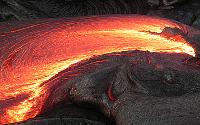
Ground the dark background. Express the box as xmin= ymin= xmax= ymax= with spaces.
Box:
xmin=0 ymin=0 xmax=200 ymax=29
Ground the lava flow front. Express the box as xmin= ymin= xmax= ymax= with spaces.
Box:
xmin=0 ymin=15 xmax=196 ymax=124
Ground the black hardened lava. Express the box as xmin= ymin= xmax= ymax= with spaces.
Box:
xmin=1 ymin=0 xmax=200 ymax=125
xmin=17 ymin=50 xmax=200 ymax=125
xmin=1 ymin=0 xmax=200 ymax=28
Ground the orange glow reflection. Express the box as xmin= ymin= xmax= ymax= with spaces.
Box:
xmin=0 ymin=15 xmax=195 ymax=124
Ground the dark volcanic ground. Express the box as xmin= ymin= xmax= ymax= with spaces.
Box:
xmin=147 ymin=0 xmax=200 ymax=29
xmin=1 ymin=0 xmax=200 ymax=125
xmin=0 ymin=0 xmax=200 ymax=29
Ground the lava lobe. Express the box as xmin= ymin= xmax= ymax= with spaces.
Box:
xmin=0 ymin=15 xmax=200 ymax=124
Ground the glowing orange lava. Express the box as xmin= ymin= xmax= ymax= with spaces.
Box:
xmin=0 ymin=15 xmax=195 ymax=124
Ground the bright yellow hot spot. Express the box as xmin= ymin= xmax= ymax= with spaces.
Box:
xmin=96 ymin=29 xmax=195 ymax=56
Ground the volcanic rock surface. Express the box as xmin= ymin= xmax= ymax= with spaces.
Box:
xmin=1 ymin=0 xmax=200 ymax=125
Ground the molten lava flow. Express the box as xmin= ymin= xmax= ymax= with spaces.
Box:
xmin=0 ymin=15 xmax=195 ymax=124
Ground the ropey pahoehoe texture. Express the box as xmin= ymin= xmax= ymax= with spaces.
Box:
xmin=1 ymin=14 xmax=200 ymax=125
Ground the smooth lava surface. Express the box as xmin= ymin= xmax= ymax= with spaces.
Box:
xmin=0 ymin=14 xmax=196 ymax=124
